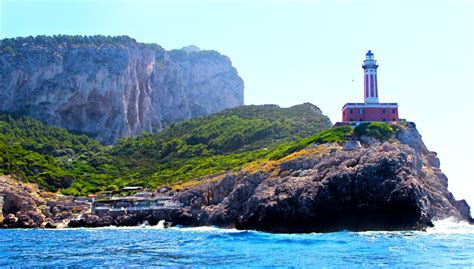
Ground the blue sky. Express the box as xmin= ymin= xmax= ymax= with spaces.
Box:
xmin=1 ymin=0 xmax=473 ymax=205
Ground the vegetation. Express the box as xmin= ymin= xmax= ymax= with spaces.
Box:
xmin=91 ymin=103 xmax=331 ymax=194
xmin=1 ymin=35 xmax=137 ymax=51
xmin=354 ymin=122 xmax=394 ymax=141
xmin=0 ymin=104 xmax=400 ymax=196
xmin=0 ymin=114 xmax=111 ymax=192
xmin=267 ymin=125 xmax=353 ymax=160
xmin=0 ymin=104 xmax=332 ymax=195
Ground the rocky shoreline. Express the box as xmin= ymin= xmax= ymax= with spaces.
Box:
xmin=1 ymin=123 xmax=472 ymax=232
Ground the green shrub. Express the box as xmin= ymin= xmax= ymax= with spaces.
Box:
xmin=267 ymin=125 xmax=353 ymax=160
xmin=0 ymin=104 xmax=332 ymax=195
xmin=354 ymin=122 xmax=394 ymax=141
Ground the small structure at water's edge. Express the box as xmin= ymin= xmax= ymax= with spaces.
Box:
xmin=92 ymin=195 xmax=182 ymax=218
xmin=339 ymin=50 xmax=399 ymax=124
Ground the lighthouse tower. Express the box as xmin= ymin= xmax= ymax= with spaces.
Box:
xmin=340 ymin=50 xmax=399 ymax=123
xmin=363 ymin=50 xmax=379 ymax=104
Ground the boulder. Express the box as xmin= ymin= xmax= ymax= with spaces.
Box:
xmin=343 ymin=140 xmax=362 ymax=151
xmin=16 ymin=213 xmax=37 ymax=228
xmin=69 ymin=214 xmax=113 ymax=228
xmin=115 ymin=215 xmax=141 ymax=226
xmin=43 ymin=218 xmax=59 ymax=229
xmin=1 ymin=214 xmax=18 ymax=227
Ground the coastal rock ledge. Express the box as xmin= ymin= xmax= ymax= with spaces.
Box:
xmin=1 ymin=122 xmax=472 ymax=232
xmin=169 ymin=122 xmax=473 ymax=232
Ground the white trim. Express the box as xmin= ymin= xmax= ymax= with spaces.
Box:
xmin=343 ymin=103 xmax=398 ymax=109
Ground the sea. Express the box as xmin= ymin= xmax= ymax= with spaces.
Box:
xmin=0 ymin=218 xmax=473 ymax=268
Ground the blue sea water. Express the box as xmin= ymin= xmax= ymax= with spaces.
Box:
xmin=0 ymin=219 xmax=473 ymax=268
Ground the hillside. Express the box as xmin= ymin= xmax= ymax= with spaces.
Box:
xmin=2 ymin=120 xmax=471 ymax=232
xmin=0 ymin=35 xmax=244 ymax=144
xmin=0 ymin=103 xmax=332 ymax=195
xmin=168 ymin=121 xmax=473 ymax=232
xmin=0 ymin=114 xmax=110 ymax=193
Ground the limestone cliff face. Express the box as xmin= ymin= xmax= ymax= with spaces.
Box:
xmin=1 ymin=36 xmax=244 ymax=144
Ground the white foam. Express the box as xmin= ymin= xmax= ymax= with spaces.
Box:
xmin=156 ymin=220 xmax=165 ymax=229
xmin=170 ymin=226 xmax=244 ymax=233
xmin=427 ymin=217 xmax=474 ymax=234
xmin=139 ymin=220 xmax=150 ymax=228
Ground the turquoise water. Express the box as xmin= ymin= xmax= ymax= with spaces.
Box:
xmin=0 ymin=219 xmax=473 ymax=267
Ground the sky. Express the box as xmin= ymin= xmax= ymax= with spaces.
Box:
xmin=1 ymin=0 xmax=473 ymax=205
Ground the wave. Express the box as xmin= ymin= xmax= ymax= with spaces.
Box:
xmin=27 ymin=217 xmax=474 ymax=235
xmin=427 ymin=217 xmax=474 ymax=234
xmin=55 ymin=221 xmax=248 ymax=233
xmin=169 ymin=225 xmax=245 ymax=233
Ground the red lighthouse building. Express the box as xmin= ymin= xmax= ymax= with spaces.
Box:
xmin=342 ymin=51 xmax=399 ymax=123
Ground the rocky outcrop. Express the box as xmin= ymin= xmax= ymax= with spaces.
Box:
xmin=1 ymin=36 xmax=244 ymax=144
xmin=0 ymin=176 xmax=48 ymax=228
xmin=68 ymin=210 xmax=176 ymax=228
xmin=2 ymin=122 xmax=471 ymax=232
xmin=0 ymin=175 xmax=90 ymax=228
xmin=171 ymin=122 xmax=473 ymax=232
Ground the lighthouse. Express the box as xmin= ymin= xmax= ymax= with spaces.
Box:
xmin=341 ymin=50 xmax=399 ymax=123
xmin=363 ymin=50 xmax=379 ymax=104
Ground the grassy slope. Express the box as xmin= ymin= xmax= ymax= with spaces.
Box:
xmin=1 ymin=103 xmax=335 ymax=195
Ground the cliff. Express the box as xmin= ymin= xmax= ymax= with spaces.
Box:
xmin=0 ymin=122 xmax=472 ymax=231
xmin=170 ymin=122 xmax=473 ymax=232
xmin=0 ymin=35 xmax=244 ymax=144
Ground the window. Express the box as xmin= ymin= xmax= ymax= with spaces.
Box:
xmin=383 ymin=118 xmax=386 ymax=121
xmin=349 ymin=109 xmax=353 ymax=114
xmin=350 ymin=118 xmax=354 ymax=122
xmin=392 ymin=109 xmax=396 ymax=114
xmin=382 ymin=109 xmax=386 ymax=114
xmin=392 ymin=118 xmax=396 ymax=121
xmin=359 ymin=118 xmax=363 ymax=121
xmin=359 ymin=109 xmax=364 ymax=114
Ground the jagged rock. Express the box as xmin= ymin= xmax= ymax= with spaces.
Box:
xmin=343 ymin=140 xmax=362 ymax=151
xmin=0 ymin=176 xmax=90 ymax=228
xmin=427 ymin=152 xmax=441 ymax=168
xmin=1 ymin=36 xmax=244 ymax=144
xmin=67 ymin=219 xmax=83 ymax=228
xmin=69 ymin=214 xmax=113 ymax=228
xmin=16 ymin=213 xmax=37 ymax=228
xmin=26 ymin=210 xmax=45 ymax=225
xmin=115 ymin=214 xmax=141 ymax=226
xmin=51 ymin=207 xmax=60 ymax=215
xmin=2 ymin=214 xmax=18 ymax=227
xmin=280 ymin=157 xmax=318 ymax=172
xmin=178 ymin=189 xmax=208 ymax=210
xmin=43 ymin=218 xmax=59 ymax=229
xmin=173 ymin=123 xmax=473 ymax=233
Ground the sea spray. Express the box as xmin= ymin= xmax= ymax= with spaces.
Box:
xmin=428 ymin=217 xmax=474 ymax=234
xmin=156 ymin=220 xmax=165 ymax=229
